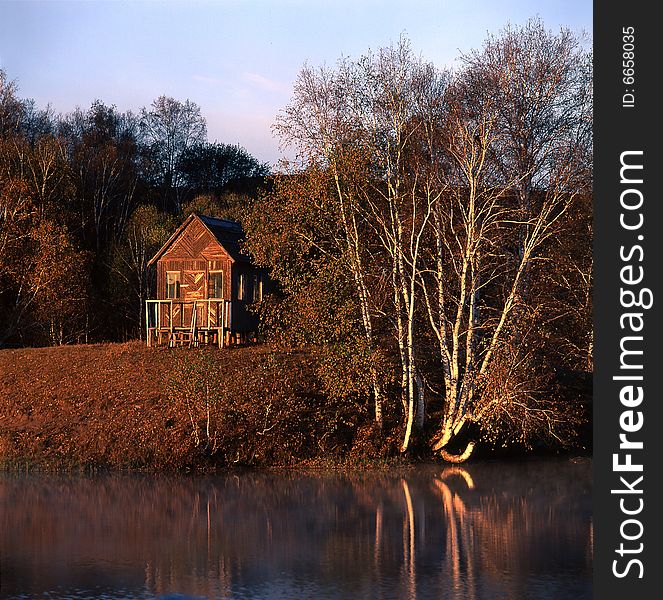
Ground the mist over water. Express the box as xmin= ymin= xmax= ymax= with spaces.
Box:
xmin=0 ymin=458 xmax=591 ymax=600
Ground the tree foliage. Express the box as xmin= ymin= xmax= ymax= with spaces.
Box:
xmin=0 ymin=125 xmax=88 ymax=345
xmin=61 ymin=101 xmax=141 ymax=251
xmin=249 ymin=22 xmax=592 ymax=459
xmin=179 ymin=142 xmax=269 ymax=194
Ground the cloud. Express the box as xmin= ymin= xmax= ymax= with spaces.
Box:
xmin=241 ymin=72 xmax=291 ymax=96
xmin=192 ymin=74 xmax=224 ymax=85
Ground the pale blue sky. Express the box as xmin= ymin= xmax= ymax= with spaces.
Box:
xmin=0 ymin=0 xmax=591 ymax=165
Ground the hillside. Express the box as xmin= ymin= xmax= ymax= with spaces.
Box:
xmin=1 ymin=343 xmax=190 ymax=469
xmin=0 ymin=342 xmax=589 ymax=471
xmin=0 ymin=342 xmax=361 ymax=471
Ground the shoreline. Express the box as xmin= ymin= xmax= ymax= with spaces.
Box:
xmin=0 ymin=341 xmax=590 ymax=473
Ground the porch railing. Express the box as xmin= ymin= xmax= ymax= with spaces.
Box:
xmin=145 ymin=299 xmax=232 ymax=347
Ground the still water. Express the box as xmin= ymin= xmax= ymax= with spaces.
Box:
xmin=0 ymin=458 xmax=591 ymax=600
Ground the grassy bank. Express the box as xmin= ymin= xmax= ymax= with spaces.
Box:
xmin=0 ymin=342 xmax=400 ymax=472
xmin=0 ymin=342 xmax=590 ymax=472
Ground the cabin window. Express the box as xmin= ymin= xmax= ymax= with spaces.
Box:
xmin=236 ymin=273 xmax=245 ymax=300
xmin=209 ymin=271 xmax=224 ymax=299
xmin=166 ymin=271 xmax=181 ymax=299
xmin=252 ymin=273 xmax=263 ymax=302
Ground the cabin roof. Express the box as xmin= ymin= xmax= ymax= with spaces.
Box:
xmin=147 ymin=213 xmax=251 ymax=266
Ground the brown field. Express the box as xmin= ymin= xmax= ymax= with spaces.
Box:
xmin=1 ymin=342 xmax=195 ymax=470
xmin=0 ymin=342 xmax=369 ymax=471
xmin=1 ymin=342 xmax=585 ymax=472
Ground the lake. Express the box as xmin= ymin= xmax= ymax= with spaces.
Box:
xmin=0 ymin=458 xmax=591 ymax=599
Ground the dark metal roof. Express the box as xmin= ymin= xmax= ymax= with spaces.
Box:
xmin=197 ymin=215 xmax=251 ymax=262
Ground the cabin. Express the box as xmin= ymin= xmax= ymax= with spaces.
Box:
xmin=145 ymin=213 xmax=267 ymax=347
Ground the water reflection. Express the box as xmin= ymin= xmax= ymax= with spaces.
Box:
xmin=0 ymin=459 xmax=591 ymax=599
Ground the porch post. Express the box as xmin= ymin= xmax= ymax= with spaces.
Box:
xmin=145 ymin=301 xmax=150 ymax=347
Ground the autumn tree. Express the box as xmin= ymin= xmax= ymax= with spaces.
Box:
xmin=529 ymin=191 xmax=593 ymax=372
xmin=0 ymin=144 xmax=35 ymax=344
xmin=420 ymin=72 xmax=582 ymax=460
xmin=244 ymin=166 xmax=389 ymax=422
xmin=423 ymin=21 xmax=592 ymax=458
xmin=265 ymin=26 xmax=591 ymax=459
xmin=107 ymin=204 xmax=174 ymax=339
xmin=0 ymin=217 xmax=88 ymax=346
xmin=19 ymin=99 xmax=55 ymax=144
xmin=27 ymin=220 xmax=90 ymax=345
xmin=464 ymin=21 xmax=593 ymax=376
xmin=459 ymin=19 xmax=592 ymax=350
xmin=268 ymin=47 xmax=437 ymax=447
xmin=461 ymin=19 xmax=592 ymax=221
xmin=0 ymin=131 xmax=89 ymax=346
xmin=274 ymin=39 xmax=453 ymax=446
xmin=0 ymin=69 xmax=24 ymax=137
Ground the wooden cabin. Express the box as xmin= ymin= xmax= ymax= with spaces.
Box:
xmin=145 ymin=213 xmax=266 ymax=347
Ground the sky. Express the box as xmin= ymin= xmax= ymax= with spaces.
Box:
xmin=0 ymin=0 xmax=591 ymax=166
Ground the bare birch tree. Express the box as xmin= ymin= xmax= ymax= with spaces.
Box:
xmin=424 ymin=22 xmax=591 ymax=460
xmin=62 ymin=102 xmax=140 ymax=251
xmin=275 ymin=60 xmax=386 ymax=428
xmin=336 ymin=41 xmax=448 ymax=450
xmin=276 ymin=39 xmax=448 ymax=445
xmin=271 ymin=26 xmax=590 ymax=458
xmin=140 ymin=96 xmax=207 ymax=213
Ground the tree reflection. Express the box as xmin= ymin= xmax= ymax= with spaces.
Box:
xmin=0 ymin=461 xmax=591 ymax=599
xmin=434 ymin=470 xmax=474 ymax=599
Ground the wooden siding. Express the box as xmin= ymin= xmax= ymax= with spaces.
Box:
xmin=162 ymin=218 xmax=227 ymax=260
xmin=182 ymin=270 xmax=205 ymax=301
xmin=230 ymin=263 xmax=269 ymax=333
xmin=156 ymin=218 xmax=234 ymax=301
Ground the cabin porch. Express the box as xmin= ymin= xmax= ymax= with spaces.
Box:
xmin=145 ymin=299 xmax=248 ymax=348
